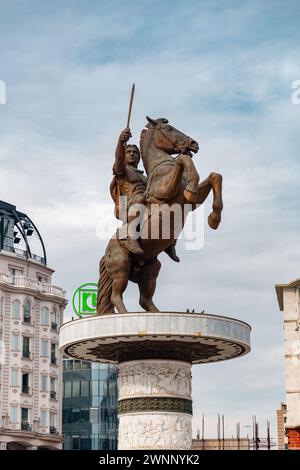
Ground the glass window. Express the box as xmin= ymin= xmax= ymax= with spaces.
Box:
xmin=100 ymin=366 xmax=109 ymax=381
xmin=80 ymin=437 xmax=91 ymax=450
xmin=108 ymin=368 xmax=117 ymax=381
xmin=23 ymin=299 xmax=31 ymax=322
xmin=22 ymin=336 xmax=30 ymax=358
xmin=10 ymin=405 xmax=18 ymax=423
xmin=11 ymin=334 xmax=19 ymax=351
xmin=41 ymin=307 xmax=49 ymax=325
xmin=62 ymin=409 xmax=71 ymax=424
xmin=64 ymin=381 xmax=72 ymax=397
xmin=72 ymin=436 xmax=80 ymax=450
xmin=81 ymin=361 xmax=91 ymax=369
xmin=41 ymin=374 xmax=47 ymax=391
xmin=11 ymin=370 xmax=18 ymax=387
xmin=51 ymin=343 xmax=57 ymax=364
xmin=100 ymin=438 xmax=108 ymax=449
xmin=50 ymin=412 xmax=56 ymax=427
xmin=9 ymin=267 xmax=23 ymax=278
xmin=12 ymin=299 xmax=20 ymax=319
xmin=64 ymin=359 xmax=73 ymax=370
xmin=72 ymin=409 xmax=80 ymax=423
xmin=91 ymin=396 xmax=100 ymax=407
xmin=80 ymin=408 xmax=89 ymax=423
xmin=81 ymin=381 xmax=89 ymax=397
xmin=72 ymin=381 xmax=80 ymax=397
xmin=41 ymin=340 xmax=48 ymax=357
xmin=92 ymin=434 xmax=99 ymax=449
xmin=21 ymin=407 xmax=28 ymax=422
xmin=50 ymin=377 xmax=56 ymax=392
xmin=51 ymin=307 xmax=57 ymax=330
xmin=91 ymin=366 xmax=101 ymax=380
xmin=108 ymin=438 xmax=116 ymax=450
xmin=40 ymin=410 xmax=47 ymax=428
xmin=22 ymin=373 xmax=29 ymax=393
xmin=91 ymin=380 xmax=99 ymax=396
xmin=90 ymin=407 xmax=98 ymax=424
xmin=108 ymin=381 xmax=116 ymax=396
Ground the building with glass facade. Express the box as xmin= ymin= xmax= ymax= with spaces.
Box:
xmin=62 ymin=359 xmax=117 ymax=450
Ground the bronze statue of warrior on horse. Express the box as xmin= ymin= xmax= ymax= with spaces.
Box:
xmin=97 ymin=86 xmax=223 ymax=315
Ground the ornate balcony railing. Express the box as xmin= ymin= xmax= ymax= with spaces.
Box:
xmin=0 ymin=274 xmax=65 ymax=298
xmin=50 ymin=426 xmax=59 ymax=435
xmin=21 ymin=421 xmax=32 ymax=431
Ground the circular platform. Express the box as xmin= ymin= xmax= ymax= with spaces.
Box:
xmin=59 ymin=312 xmax=251 ymax=364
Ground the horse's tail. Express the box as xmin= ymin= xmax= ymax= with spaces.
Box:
xmin=97 ymin=256 xmax=114 ymax=315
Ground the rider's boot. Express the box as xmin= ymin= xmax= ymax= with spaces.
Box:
xmin=164 ymin=243 xmax=180 ymax=262
xmin=120 ymin=237 xmax=144 ymax=255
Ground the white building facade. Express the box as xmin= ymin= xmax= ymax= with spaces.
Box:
xmin=276 ymin=279 xmax=300 ymax=450
xmin=0 ymin=201 xmax=67 ymax=450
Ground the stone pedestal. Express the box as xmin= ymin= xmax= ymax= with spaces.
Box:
xmin=59 ymin=312 xmax=251 ymax=450
xmin=118 ymin=360 xmax=192 ymax=449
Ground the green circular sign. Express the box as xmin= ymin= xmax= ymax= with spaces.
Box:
xmin=72 ymin=282 xmax=98 ymax=318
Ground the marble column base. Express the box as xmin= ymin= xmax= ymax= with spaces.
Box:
xmin=118 ymin=412 xmax=192 ymax=450
xmin=117 ymin=360 xmax=192 ymax=450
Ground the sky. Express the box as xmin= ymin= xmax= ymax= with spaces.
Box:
xmin=1 ymin=0 xmax=300 ymax=442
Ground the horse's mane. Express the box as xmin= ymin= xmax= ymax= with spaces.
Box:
xmin=140 ymin=118 xmax=168 ymax=156
xmin=139 ymin=129 xmax=148 ymax=157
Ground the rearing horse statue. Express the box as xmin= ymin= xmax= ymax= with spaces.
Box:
xmin=97 ymin=117 xmax=223 ymax=314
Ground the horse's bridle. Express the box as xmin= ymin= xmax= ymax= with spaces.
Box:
xmin=157 ymin=125 xmax=193 ymax=156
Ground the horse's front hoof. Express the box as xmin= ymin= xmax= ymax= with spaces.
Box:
xmin=184 ymin=189 xmax=198 ymax=204
xmin=208 ymin=212 xmax=221 ymax=230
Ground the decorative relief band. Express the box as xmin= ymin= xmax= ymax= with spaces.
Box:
xmin=118 ymin=413 xmax=192 ymax=450
xmin=85 ymin=339 xmax=224 ymax=362
xmin=118 ymin=397 xmax=192 ymax=415
xmin=118 ymin=361 xmax=192 ymax=399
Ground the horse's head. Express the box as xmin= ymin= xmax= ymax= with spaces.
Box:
xmin=143 ymin=116 xmax=199 ymax=156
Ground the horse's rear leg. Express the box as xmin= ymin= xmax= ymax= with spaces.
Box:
xmin=111 ymin=275 xmax=128 ymax=313
xmin=105 ymin=240 xmax=130 ymax=313
xmin=138 ymin=258 xmax=161 ymax=312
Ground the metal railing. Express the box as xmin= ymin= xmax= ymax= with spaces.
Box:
xmin=21 ymin=421 xmax=32 ymax=432
xmin=51 ymin=322 xmax=58 ymax=331
xmin=0 ymin=273 xmax=65 ymax=298
xmin=22 ymin=350 xmax=31 ymax=359
xmin=50 ymin=426 xmax=58 ymax=435
xmin=2 ymin=246 xmax=46 ymax=265
xmin=50 ymin=391 xmax=56 ymax=400
xmin=22 ymin=385 xmax=30 ymax=394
